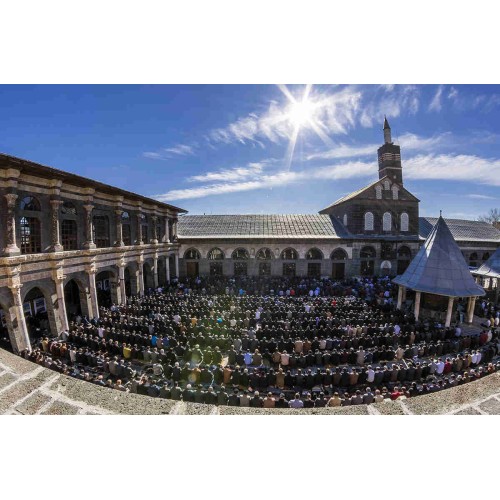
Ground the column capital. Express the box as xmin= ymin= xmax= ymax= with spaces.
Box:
xmin=83 ymin=203 xmax=94 ymax=212
xmin=50 ymin=198 xmax=63 ymax=207
xmin=5 ymin=192 xmax=18 ymax=207
xmin=115 ymin=209 xmax=123 ymax=216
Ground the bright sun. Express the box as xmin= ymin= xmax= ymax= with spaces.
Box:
xmin=288 ymin=98 xmax=315 ymax=127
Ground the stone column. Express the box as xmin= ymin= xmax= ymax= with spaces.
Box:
xmin=172 ymin=218 xmax=178 ymax=241
xmin=445 ymin=296 xmax=454 ymax=327
xmin=467 ymin=296 xmax=477 ymax=324
xmin=53 ymin=271 xmax=69 ymax=333
xmin=49 ymin=199 xmax=64 ymax=252
xmin=118 ymin=262 xmax=127 ymax=305
xmin=86 ymin=264 xmax=99 ymax=319
xmin=153 ymin=255 xmax=159 ymax=288
xmin=138 ymin=263 xmax=145 ymax=296
xmin=115 ymin=209 xmax=124 ymax=246
xmin=4 ymin=193 xmax=20 ymax=255
xmin=83 ymin=204 xmax=96 ymax=249
xmin=136 ymin=213 xmax=143 ymax=245
xmin=8 ymin=280 xmax=31 ymax=353
xmin=165 ymin=255 xmax=171 ymax=283
xmin=151 ymin=216 xmax=159 ymax=244
xmin=396 ymin=286 xmax=404 ymax=310
xmin=164 ymin=218 xmax=171 ymax=243
xmin=414 ymin=291 xmax=421 ymax=321
xmin=175 ymin=253 xmax=180 ymax=278
xmin=402 ymin=286 xmax=407 ymax=303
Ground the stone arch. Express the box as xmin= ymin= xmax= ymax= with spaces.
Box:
xmin=64 ymin=276 xmax=90 ymax=320
xmin=306 ymin=248 xmax=323 ymax=260
xmin=208 ymin=247 xmax=225 ymax=260
xmin=0 ymin=297 xmax=15 ymax=352
xmin=125 ymin=261 xmax=139 ymax=296
xmin=143 ymin=261 xmax=155 ymax=291
xmin=184 ymin=247 xmax=201 ymax=259
xmin=22 ymin=282 xmax=61 ymax=338
xmin=232 ymin=248 xmax=250 ymax=260
xmin=281 ymin=248 xmax=298 ymax=260
xmin=96 ymin=267 xmax=120 ymax=307
xmin=256 ymin=247 xmax=274 ymax=260
xmin=331 ymin=248 xmax=348 ymax=260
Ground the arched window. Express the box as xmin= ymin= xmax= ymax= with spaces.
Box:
xmin=256 ymin=248 xmax=273 ymax=260
xmin=482 ymin=252 xmax=490 ymax=262
xmin=331 ymin=248 xmax=348 ymax=260
xmin=375 ymin=185 xmax=382 ymax=200
xmin=232 ymin=248 xmax=250 ymax=260
xmin=122 ymin=211 xmax=131 ymax=245
xmin=208 ymin=248 xmax=224 ymax=260
xmin=61 ymin=201 xmax=77 ymax=215
xmin=364 ymin=212 xmax=374 ymax=231
xmin=400 ymin=212 xmax=409 ymax=232
xmin=281 ymin=248 xmax=298 ymax=260
xmin=20 ymin=196 xmax=41 ymax=211
xmin=139 ymin=214 xmax=148 ymax=244
xmin=360 ymin=246 xmax=376 ymax=259
xmin=397 ymin=246 xmax=411 ymax=259
xmin=383 ymin=212 xmax=392 ymax=231
xmin=343 ymin=214 xmax=348 ymax=226
xmin=20 ymin=217 xmax=41 ymax=254
xmin=392 ymin=185 xmax=399 ymax=200
xmin=306 ymin=248 xmax=323 ymax=260
xmin=61 ymin=219 xmax=78 ymax=250
xmin=185 ymin=248 xmax=201 ymax=260
xmin=93 ymin=215 xmax=110 ymax=248
xmin=384 ymin=180 xmax=390 ymax=190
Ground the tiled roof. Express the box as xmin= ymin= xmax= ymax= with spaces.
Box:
xmin=177 ymin=214 xmax=340 ymax=239
xmin=419 ymin=217 xmax=500 ymax=242
xmin=474 ymin=246 xmax=500 ymax=278
xmin=393 ymin=217 xmax=485 ymax=297
xmin=319 ymin=178 xmax=382 ymax=213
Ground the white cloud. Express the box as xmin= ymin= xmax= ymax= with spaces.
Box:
xmin=164 ymin=144 xmax=195 ymax=156
xmin=187 ymin=161 xmax=267 ymax=183
xmin=359 ymin=85 xmax=420 ymax=128
xmin=154 ymin=159 xmax=375 ymax=201
xmin=306 ymin=132 xmax=450 ymax=161
xmin=143 ymin=143 xmax=196 ymax=160
xmin=405 ymin=154 xmax=500 ymax=186
xmin=428 ymin=85 xmax=444 ymax=112
xmin=466 ymin=194 xmax=497 ymax=200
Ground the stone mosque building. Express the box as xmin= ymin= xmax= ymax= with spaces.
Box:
xmin=1 ymin=119 xmax=499 ymax=352
xmin=177 ymin=119 xmax=500 ymax=280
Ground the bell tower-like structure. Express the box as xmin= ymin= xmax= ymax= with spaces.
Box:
xmin=377 ymin=117 xmax=403 ymax=184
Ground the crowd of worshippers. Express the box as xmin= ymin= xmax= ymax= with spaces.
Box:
xmin=18 ymin=275 xmax=500 ymax=408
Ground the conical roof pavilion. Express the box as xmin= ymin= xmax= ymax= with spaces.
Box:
xmin=474 ymin=245 xmax=500 ymax=278
xmin=393 ymin=216 xmax=485 ymax=297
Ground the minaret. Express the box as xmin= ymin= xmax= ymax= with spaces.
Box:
xmin=378 ymin=117 xmax=403 ymax=184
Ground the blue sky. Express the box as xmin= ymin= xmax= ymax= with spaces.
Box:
xmin=1 ymin=84 xmax=500 ymax=219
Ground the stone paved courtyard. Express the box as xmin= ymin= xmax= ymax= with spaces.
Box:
xmin=1 ymin=349 xmax=499 ymax=415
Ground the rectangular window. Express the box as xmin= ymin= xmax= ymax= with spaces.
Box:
xmin=210 ymin=262 xmax=223 ymax=276
xmin=34 ymin=297 xmax=46 ymax=314
xmin=307 ymin=263 xmax=321 ymax=278
xmin=234 ymin=262 xmax=248 ymax=276
xmin=142 ymin=224 xmax=149 ymax=244
xmin=259 ymin=262 xmax=271 ymax=276
xmin=20 ymin=216 xmax=42 ymax=254
xmin=122 ymin=224 xmax=131 ymax=245
xmin=283 ymin=263 xmax=296 ymax=277
xmin=93 ymin=216 xmax=110 ymax=248
xmin=61 ymin=219 xmax=78 ymax=250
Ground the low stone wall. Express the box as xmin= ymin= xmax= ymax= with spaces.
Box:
xmin=1 ymin=348 xmax=499 ymax=415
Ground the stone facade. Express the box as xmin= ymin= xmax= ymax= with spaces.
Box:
xmin=0 ymin=153 xmax=186 ymax=353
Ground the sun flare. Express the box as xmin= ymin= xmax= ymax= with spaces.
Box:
xmin=288 ymin=98 xmax=315 ymax=127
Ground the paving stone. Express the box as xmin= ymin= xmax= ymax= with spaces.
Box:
xmin=478 ymin=398 xmax=500 ymax=415
xmin=0 ymin=372 xmax=17 ymax=391
xmin=15 ymin=392 xmax=53 ymax=415
xmin=0 ymin=370 xmax=56 ymax=414
xmin=0 ymin=350 xmax=40 ymax=375
xmin=455 ymin=407 xmax=482 ymax=415
xmin=41 ymin=400 xmax=80 ymax=415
